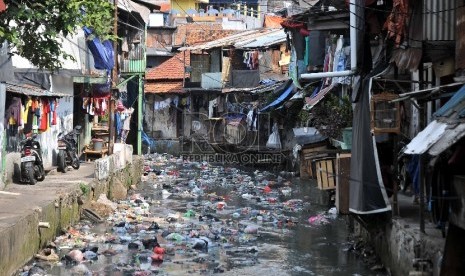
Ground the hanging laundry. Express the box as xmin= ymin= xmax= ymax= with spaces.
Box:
xmin=208 ymin=98 xmax=218 ymax=118
xmin=154 ymin=97 xmax=171 ymax=111
xmin=246 ymin=104 xmax=258 ymax=131
xmin=39 ymin=99 xmax=50 ymax=131
xmin=23 ymin=98 xmax=34 ymax=134
xmin=5 ymin=97 xmax=22 ymax=127
xmin=173 ymin=96 xmax=179 ymax=107
xmin=121 ymin=107 xmax=134 ymax=143
xmin=50 ymin=99 xmax=58 ymax=125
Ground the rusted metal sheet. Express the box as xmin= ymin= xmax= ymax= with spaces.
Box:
xmin=404 ymin=120 xmax=447 ymax=155
xmin=179 ymin=29 xmax=286 ymax=51
xmin=429 ymin=124 xmax=465 ymax=156
xmin=423 ymin=0 xmax=456 ymax=41
xmin=456 ymin=6 xmax=465 ymax=69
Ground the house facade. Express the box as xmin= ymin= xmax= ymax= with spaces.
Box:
xmin=277 ymin=0 xmax=465 ymax=274
xmin=0 ymin=33 xmax=84 ymax=187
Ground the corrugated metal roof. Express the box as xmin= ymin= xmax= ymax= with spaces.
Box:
xmin=235 ymin=30 xmax=287 ymax=49
xmin=404 ymin=120 xmax=447 ymax=155
xmin=118 ymin=0 xmax=150 ymax=24
xmin=222 ymin=80 xmax=286 ymax=94
xmin=428 ymin=124 xmax=465 ymax=156
xmin=423 ymin=0 xmax=455 ymax=41
xmin=5 ymin=82 xmax=69 ymax=97
xmin=434 ymin=84 xmax=465 ymax=119
xmin=405 ymin=84 xmax=465 ymax=156
xmin=146 ymin=47 xmax=174 ymax=57
xmin=179 ymin=29 xmax=286 ymax=51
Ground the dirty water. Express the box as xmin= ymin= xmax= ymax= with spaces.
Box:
xmin=22 ymin=154 xmax=387 ymax=276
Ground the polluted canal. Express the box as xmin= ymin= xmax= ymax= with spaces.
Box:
xmin=23 ymin=154 xmax=387 ymax=276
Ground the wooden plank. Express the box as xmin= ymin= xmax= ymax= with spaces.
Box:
xmin=327 ymin=160 xmax=334 ymax=186
xmin=316 ymin=159 xmax=336 ymax=190
xmin=307 ymin=160 xmax=314 ymax=178
xmin=316 ymin=161 xmax=323 ymax=189
xmin=336 ymin=153 xmax=351 ymax=214
xmin=302 ymin=145 xmax=328 ymax=155
xmin=456 ymin=7 xmax=465 ymax=70
xmin=321 ymin=161 xmax=329 ymax=188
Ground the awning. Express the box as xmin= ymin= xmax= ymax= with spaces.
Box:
xmin=404 ymin=120 xmax=448 ymax=155
xmin=5 ymin=82 xmax=69 ymax=97
xmin=260 ymin=82 xmax=294 ymax=112
xmin=73 ymin=76 xmax=108 ymax=84
xmin=303 ymin=84 xmax=336 ymax=110
xmin=392 ymin=81 xmax=465 ymax=102
xmin=405 ymin=120 xmax=465 ymax=156
xmin=118 ymin=0 xmax=150 ymax=24
xmin=404 ymin=84 xmax=465 ymax=156
xmin=429 ymin=124 xmax=465 ymax=156
xmin=293 ymin=127 xmax=326 ymax=145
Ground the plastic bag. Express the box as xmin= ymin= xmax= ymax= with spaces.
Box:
xmin=266 ymin=123 xmax=282 ymax=149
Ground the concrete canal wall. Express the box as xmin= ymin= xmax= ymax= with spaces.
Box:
xmin=0 ymin=145 xmax=143 ymax=276
xmin=354 ymin=215 xmax=445 ymax=276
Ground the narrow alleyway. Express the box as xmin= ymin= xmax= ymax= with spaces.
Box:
xmin=24 ymin=154 xmax=387 ymax=276
xmin=0 ymin=164 xmax=94 ymax=225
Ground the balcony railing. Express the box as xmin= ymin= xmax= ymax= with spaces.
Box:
xmin=120 ymin=41 xmax=146 ymax=74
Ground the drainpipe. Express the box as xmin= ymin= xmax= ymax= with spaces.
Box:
xmin=300 ymin=0 xmax=358 ymax=79
xmin=138 ymin=73 xmax=143 ymax=155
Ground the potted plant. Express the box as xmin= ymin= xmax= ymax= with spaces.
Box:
xmin=310 ymin=93 xmax=353 ymax=146
xmin=99 ymin=113 xmax=109 ymax=127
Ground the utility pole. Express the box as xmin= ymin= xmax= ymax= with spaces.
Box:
xmin=138 ymin=73 xmax=142 ymax=155
xmin=109 ymin=0 xmax=118 ymax=154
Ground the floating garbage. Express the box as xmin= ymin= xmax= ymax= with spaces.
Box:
xmin=308 ymin=214 xmax=330 ymax=226
xmin=23 ymin=153 xmax=362 ymax=276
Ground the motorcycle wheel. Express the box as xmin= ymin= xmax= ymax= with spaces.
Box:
xmin=71 ymin=152 xmax=80 ymax=170
xmin=36 ymin=165 xmax=45 ymax=181
xmin=58 ymin=150 xmax=66 ymax=173
xmin=27 ymin=167 xmax=37 ymax=185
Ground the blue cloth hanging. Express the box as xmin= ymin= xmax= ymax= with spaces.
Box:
xmin=83 ymin=27 xmax=114 ymax=71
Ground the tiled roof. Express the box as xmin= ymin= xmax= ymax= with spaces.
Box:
xmin=145 ymin=52 xmax=190 ymax=80
xmin=159 ymin=2 xmax=170 ymax=12
xmin=144 ymin=81 xmax=184 ymax=94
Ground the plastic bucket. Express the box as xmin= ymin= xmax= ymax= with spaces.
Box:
xmin=92 ymin=139 xmax=104 ymax=151
xmin=342 ymin=127 xmax=352 ymax=150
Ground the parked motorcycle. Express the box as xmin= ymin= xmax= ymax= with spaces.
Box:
xmin=19 ymin=134 xmax=45 ymax=185
xmin=57 ymin=125 xmax=82 ymax=173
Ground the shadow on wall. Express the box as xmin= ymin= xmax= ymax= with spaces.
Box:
xmin=4 ymin=152 xmax=21 ymax=185
xmin=150 ymin=139 xmax=181 ymax=156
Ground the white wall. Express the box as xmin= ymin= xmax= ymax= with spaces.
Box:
xmin=36 ymin=75 xmax=74 ymax=168
xmin=222 ymin=18 xmax=247 ymax=30
xmin=11 ymin=30 xmax=85 ymax=70
xmin=0 ymin=84 xmax=5 ymax=188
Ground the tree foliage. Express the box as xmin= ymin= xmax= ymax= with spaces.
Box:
xmin=0 ymin=0 xmax=114 ymax=71
xmin=310 ymin=94 xmax=353 ymax=140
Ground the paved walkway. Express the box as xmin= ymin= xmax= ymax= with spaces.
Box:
xmin=395 ymin=192 xmax=445 ymax=241
xmin=0 ymin=163 xmax=94 ymax=230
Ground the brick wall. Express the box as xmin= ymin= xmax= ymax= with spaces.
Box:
xmin=174 ymin=23 xmax=238 ymax=46
xmin=147 ymin=29 xmax=175 ymax=49
xmin=228 ymin=49 xmax=247 ymax=70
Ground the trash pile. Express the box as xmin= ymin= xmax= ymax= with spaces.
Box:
xmin=21 ymin=153 xmax=346 ymax=276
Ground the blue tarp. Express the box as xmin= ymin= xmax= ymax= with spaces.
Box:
xmin=260 ymin=83 xmax=295 ymax=112
xmin=83 ymin=27 xmax=114 ymax=71
xmin=434 ymin=84 xmax=465 ymax=118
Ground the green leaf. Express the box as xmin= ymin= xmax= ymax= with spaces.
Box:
xmin=0 ymin=0 xmax=114 ymax=71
